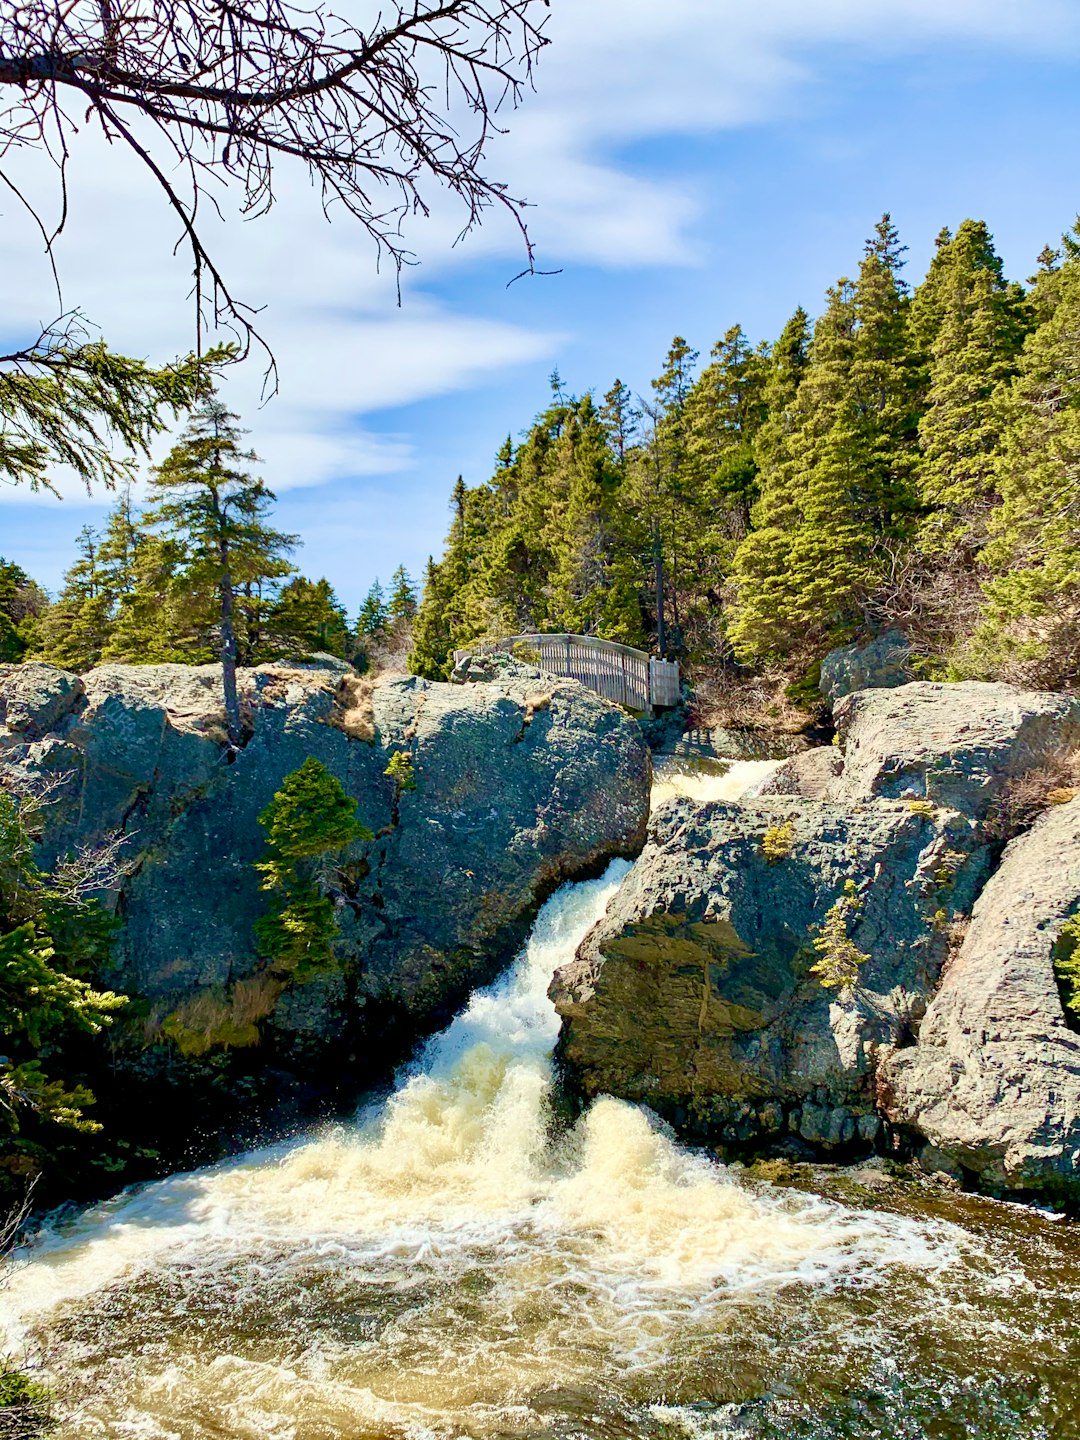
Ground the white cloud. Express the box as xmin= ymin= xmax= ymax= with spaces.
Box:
xmin=2 ymin=0 xmax=1078 ymax=522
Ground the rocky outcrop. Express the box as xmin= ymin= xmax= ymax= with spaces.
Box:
xmin=880 ymin=797 xmax=1080 ymax=1196
xmin=553 ymin=678 xmax=1080 ymax=1195
xmin=819 ymin=630 xmax=913 ymax=707
xmin=754 ymin=745 xmax=843 ymax=799
xmin=551 ymin=794 xmax=988 ymax=1151
xmin=830 ymin=681 xmax=1080 ymax=818
xmin=1 ymin=659 xmax=650 ymax=1156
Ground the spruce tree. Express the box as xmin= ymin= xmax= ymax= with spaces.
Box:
xmin=34 ymin=526 xmax=112 ymax=672
xmin=912 ymin=221 xmax=1029 ymax=555
xmin=140 ymin=400 xmax=297 ymax=744
xmin=388 ymin=565 xmax=418 ymax=622
xmin=975 ymin=220 xmax=1080 ymax=680
xmin=356 ymin=579 xmax=388 ymax=636
xmin=731 ymin=217 xmax=919 ymax=661
xmin=270 ymin=577 xmax=349 ymax=658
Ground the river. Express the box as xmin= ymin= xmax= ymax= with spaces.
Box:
xmin=4 ymin=760 xmax=1080 ymax=1438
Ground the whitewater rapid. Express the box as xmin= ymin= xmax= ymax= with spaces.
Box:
xmin=1 ymin=762 xmax=993 ymax=1439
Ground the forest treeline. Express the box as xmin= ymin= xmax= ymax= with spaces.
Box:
xmin=409 ymin=214 xmax=1080 ymax=710
xmin=0 ymin=406 xmax=417 ymax=675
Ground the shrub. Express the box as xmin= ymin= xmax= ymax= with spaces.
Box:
xmin=983 ymin=751 xmax=1080 ymax=842
xmin=384 ymin=749 xmax=416 ymax=793
xmin=810 ymin=880 xmax=870 ymax=992
xmin=254 ymin=759 xmax=372 ymax=982
xmin=1052 ymin=914 xmax=1080 ymax=1024
xmin=761 ymin=819 xmax=796 ymax=863
xmin=0 ymin=1367 xmax=54 ymax=1436
xmin=904 ymin=798 xmax=937 ymax=820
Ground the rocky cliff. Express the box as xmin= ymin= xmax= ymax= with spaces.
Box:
xmin=552 ymin=679 xmax=1080 ymax=1199
xmin=0 ymin=657 xmax=650 ymax=1170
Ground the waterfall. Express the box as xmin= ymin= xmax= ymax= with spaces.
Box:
xmin=2 ymin=812 xmax=988 ymax=1439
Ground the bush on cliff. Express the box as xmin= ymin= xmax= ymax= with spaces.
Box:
xmin=254 ymin=758 xmax=372 ymax=981
xmin=0 ymin=792 xmax=126 ymax=1175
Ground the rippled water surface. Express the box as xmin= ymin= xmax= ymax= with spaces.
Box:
xmin=5 ymin=839 xmax=1080 ymax=1438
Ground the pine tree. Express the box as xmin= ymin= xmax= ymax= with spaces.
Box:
xmin=140 ymin=400 xmax=297 ymax=744
xmin=0 ymin=559 xmax=47 ymax=663
xmin=34 ymin=526 xmax=112 ymax=672
xmin=731 ymin=217 xmax=919 ymax=661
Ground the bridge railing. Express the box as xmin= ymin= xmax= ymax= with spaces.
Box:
xmin=457 ymin=633 xmax=680 ymax=716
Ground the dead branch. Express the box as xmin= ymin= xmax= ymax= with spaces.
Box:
xmin=0 ymin=1 xmax=550 ymax=376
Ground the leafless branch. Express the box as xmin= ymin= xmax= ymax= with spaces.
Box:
xmin=0 ymin=1 xmax=550 ymax=378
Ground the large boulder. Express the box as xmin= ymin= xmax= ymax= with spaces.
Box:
xmin=0 ymin=661 xmax=650 ymax=1153
xmin=551 ymin=794 xmax=988 ymax=1153
xmin=880 ymin=797 xmax=1080 ymax=1198
xmin=819 ymin=630 xmax=913 ymax=707
xmin=828 ymin=681 xmax=1080 ymax=819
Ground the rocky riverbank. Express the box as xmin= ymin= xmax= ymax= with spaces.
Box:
xmin=552 ymin=677 xmax=1080 ymax=1202
xmin=0 ymin=656 xmax=650 ymax=1186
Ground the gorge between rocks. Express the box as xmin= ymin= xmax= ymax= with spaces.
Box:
xmin=4 ymin=763 xmax=1080 ymax=1440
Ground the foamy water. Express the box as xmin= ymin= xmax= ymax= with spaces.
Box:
xmin=1 ymin=772 xmax=1050 ymax=1438
xmin=650 ymin=757 xmax=780 ymax=809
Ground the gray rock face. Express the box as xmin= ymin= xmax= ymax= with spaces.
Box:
xmin=819 ymin=630 xmax=913 ymax=707
xmin=551 ymin=794 xmax=987 ymax=1150
xmin=880 ymin=798 xmax=1080 ymax=1196
xmin=831 ymin=681 xmax=1080 ymax=819
xmin=1 ymin=660 xmax=649 ymax=1082
xmin=754 ymin=746 xmax=843 ymax=799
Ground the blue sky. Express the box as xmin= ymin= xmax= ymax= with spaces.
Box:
xmin=3 ymin=1 xmax=1080 ymax=615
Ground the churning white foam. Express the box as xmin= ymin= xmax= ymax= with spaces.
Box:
xmin=650 ymin=758 xmax=781 ymax=809
xmin=2 ymin=858 xmax=970 ymax=1437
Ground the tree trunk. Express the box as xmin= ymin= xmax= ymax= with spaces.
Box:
xmin=218 ymin=536 xmax=242 ymax=749
xmin=653 ymin=519 xmax=667 ymax=658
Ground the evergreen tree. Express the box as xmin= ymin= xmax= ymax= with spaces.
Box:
xmin=0 ymin=559 xmax=47 ymax=663
xmin=408 ymin=557 xmax=454 ymax=679
xmin=139 ymin=400 xmax=297 ymax=743
xmin=731 ymin=217 xmax=919 ymax=661
xmin=270 ymin=577 xmax=349 ymax=658
xmin=356 ymin=579 xmax=388 ymax=636
xmin=387 ymin=565 xmax=418 ymax=622
xmin=254 ymin=758 xmax=371 ymax=981
xmin=34 ymin=527 xmax=112 ymax=672
xmin=974 ymin=220 xmax=1080 ymax=680
xmin=912 ymin=221 xmax=1029 ymax=554
xmin=35 ymin=489 xmax=145 ymax=671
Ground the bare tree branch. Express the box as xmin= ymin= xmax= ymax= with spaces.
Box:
xmin=0 ymin=1 xmax=551 ymax=374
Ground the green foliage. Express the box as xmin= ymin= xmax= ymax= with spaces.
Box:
xmin=1052 ymin=914 xmax=1080 ymax=1022
xmin=384 ymin=750 xmax=417 ymax=794
xmin=810 ymin=880 xmax=870 ymax=991
xmin=0 ymin=793 xmax=125 ymax=1143
xmin=0 ymin=558 xmax=47 ymax=663
xmin=269 ymin=577 xmax=349 ymax=659
xmin=904 ymin=798 xmax=938 ymax=819
xmin=761 ymin=820 xmax=795 ymax=863
xmin=0 ymin=1366 xmax=54 ymax=1435
xmin=388 ymin=565 xmax=418 ymax=622
xmin=0 ymin=331 xmax=229 ymax=494
xmin=357 ymin=579 xmax=389 ymax=636
xmin=254 ymin=759 xmax=372 ymax=981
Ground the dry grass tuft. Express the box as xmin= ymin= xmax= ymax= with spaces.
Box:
xmin=983 ymin=750 xmax=1080 ymax=842
xmin=332 ymin=674 xmax=376 ymax=743
xmin=159 ymin=973 xmax=282 ymax=1057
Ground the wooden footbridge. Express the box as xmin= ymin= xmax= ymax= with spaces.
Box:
xmin=458 ymin=634 xmax=680 ymax=717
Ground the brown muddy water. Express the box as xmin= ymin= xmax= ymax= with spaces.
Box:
xmin=4 ymin=763 xmax=1079 ymax=1439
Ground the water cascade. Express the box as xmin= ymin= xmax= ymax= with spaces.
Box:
xmin=4 ymin=772 xmax=1080 ymax=1437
